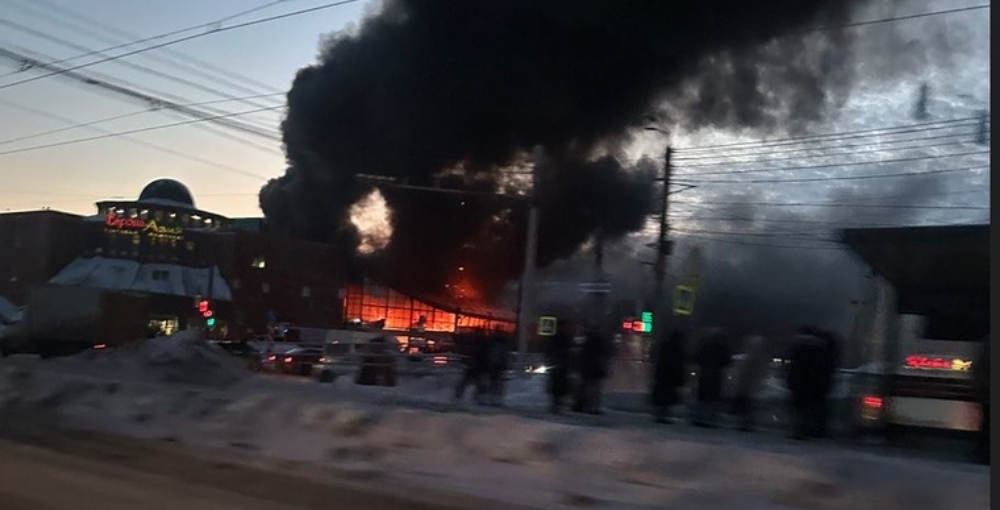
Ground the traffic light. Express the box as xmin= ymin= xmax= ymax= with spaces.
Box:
xmin=622 ymin=313 xmax=653 ymax=334
xmin=197 ymin=299 xmax=215 ymax=327
xmin=640 ymin=311 xmax=653 ymax=333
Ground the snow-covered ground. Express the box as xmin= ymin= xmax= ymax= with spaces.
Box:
xmin=0 ymin=332 xmax=990 ymax=510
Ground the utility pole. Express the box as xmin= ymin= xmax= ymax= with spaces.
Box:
xmin=651 ymin=147 xmax=672 ymax=339
xmin=516 ymin=148 xmax=542 ymax=359
xmin=976 ymin=109 xmax=990 ymax=145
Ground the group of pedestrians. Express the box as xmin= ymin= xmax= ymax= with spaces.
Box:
xmin=453 ymin=328 xmax=510 ymax=406
xmin=647 ymin=327 xmax=840 ymax=438
xmin=544 ymin=319 xmax=615 ymax=415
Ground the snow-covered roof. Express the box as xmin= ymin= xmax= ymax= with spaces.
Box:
xmin=48 ymin=256 xmax=232 ymax=301
xmin=0 ymin=297 xmax=21 ymax=323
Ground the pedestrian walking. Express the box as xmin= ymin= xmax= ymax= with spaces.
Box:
xmin=974 ymin=337 xmax=990 ymax=465
xmin=486 ymin=329 xmax=510 ymax=406
xmin=573 ymin=328 xmax=613 ymax=414
xmin=732 ymin=335 xmax=771 ymax=432
xmin=545 ymin=318 xmax=574 ymax=414
xmin=650 ymin=330 xmax=687 ymax=424
xmin=786 ymin=328 xmax=830 ymax=439
xmin=454 ymin=330 xmax=489 ymax=404
xmin=691 ymin=329 xmax=732 ymax=428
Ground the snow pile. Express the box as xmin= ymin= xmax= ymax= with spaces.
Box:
xmin=55 ymin=330 xmax=249 ymax=387
xmin=1 ymin=354 xmax=989 ymax=510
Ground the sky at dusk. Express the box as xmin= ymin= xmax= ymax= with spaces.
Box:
xmin=0 ymin=0 xmax=369 ymax=216
xmin=0 ymin=0 xmax=988 ymax=224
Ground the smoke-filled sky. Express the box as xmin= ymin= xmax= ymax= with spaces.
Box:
xmin=0 ymin=0 xmax=990 ymax=335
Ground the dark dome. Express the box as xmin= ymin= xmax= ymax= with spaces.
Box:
xmin=138 ymin=179 xmax=195 ymax=207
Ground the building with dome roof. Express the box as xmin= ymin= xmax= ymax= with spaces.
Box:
xmin=0 ymin=178 xmax=514 ymax=348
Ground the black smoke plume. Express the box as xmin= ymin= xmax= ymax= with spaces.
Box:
xmin=262 ymin=0 xmax=874 ymax=299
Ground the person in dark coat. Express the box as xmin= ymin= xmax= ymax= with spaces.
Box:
xmin=691 ymin=330 xmax=732 ymax=428
xmin=732 ymin=335 xmax=771 ymax=432
xmin=815 ymin=329 xmax=840 ymax=438
xmin=974 ymin=337 xmax=990 ymax=465
xmin=786 ymin=328 xmax=830 ymax=439
xmin=574 ymin=329 xmax=614 ymax=414
xmin=486 ymin=330 xmax=510 ymax=406
xmin=454 ymin=330 xmax=490 ymax=404
xmin=650 ymin=330 xmax=687 ymax=424
xmin=545 ymin=319 xmax=574 ymax=414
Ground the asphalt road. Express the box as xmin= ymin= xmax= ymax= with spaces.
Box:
xmin=0 ymin=417 xmax=527 ymax=510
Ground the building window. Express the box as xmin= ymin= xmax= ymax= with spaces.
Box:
xmin=302 ymin=287 xmax=311 ymax=298
xmin=251 ymin=256 xmax=266 ymax=269
xmin=262 ymin=283 xmax=270 ymax=294
xmin=152 ymin=269 xmax=170 ymax=281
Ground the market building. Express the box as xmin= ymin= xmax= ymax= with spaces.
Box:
xmin=0 ymin=178 xmax=516 ymax=344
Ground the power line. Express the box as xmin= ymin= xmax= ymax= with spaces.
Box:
xmin=684 ymin=164 xmax=988 ymax=184
xmin=668 ymin=212 xmax=984 ymax=229
xmin=671 ymin=215 xmax=901 ymax=228
xmin=671 ymin=198 xmax=989 ymax=211
xmin=674 ymin=233 xmax=844 ymax=251
xmin=0 ymin=46 xmax=282 ymax=142
xmin=678 ymin=150 xmax=990 ymax=177
xmin=0 ymin=0 xmax=365 ymax=91
xmin=0 ymin=0 xmax=300 ymax=80
xmin=4 ymin=0 xmax=286 ymax=102
xmin=0 ymin=103 xmax=281 ymax=159
xmin=674 ymin=132 xmax=983 ymax=166
xmin=0 ymin=92 xmax=283 ymax=147
xmin=672 ymin=117 xmax=980 ymax=152
xmin=789 ymin=4 xmax=990 ymax=36
xmin=0 ymin=97 xmax=270 ymax=180
xmin=670 ymin=226 xmax=836 ymax=241
xmin=0 ymin=18 xmax=282 ymax=113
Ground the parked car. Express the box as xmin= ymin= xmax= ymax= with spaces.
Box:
xmin=260 ymin=346 xmax=323 ymax=376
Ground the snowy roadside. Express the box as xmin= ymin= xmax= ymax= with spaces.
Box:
xmin=0 ymin=333 xmax=990 ymax=510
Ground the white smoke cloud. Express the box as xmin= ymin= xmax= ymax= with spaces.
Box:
xmin=349 ymin=188 xmax=392 ymax=254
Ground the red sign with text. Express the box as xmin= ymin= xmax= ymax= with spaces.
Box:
xmin=904 ymin=354 xmax=973 ymax=372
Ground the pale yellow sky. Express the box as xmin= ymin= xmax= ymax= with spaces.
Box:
xmin=0 ymin=0 xmax=370 ymax=218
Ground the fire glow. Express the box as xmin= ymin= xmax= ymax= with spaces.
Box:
xmin=349 ymin=189 xmax=392 ymax=255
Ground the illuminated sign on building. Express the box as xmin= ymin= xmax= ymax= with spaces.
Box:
xmin=105 ymin=211 xmax=184 ymax=240
xmin=904 ymin=354 xmax=973 ymax=372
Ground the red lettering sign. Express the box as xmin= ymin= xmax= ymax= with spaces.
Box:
xmin=105 ymin=211 xmax=145 ymax=229
xmin=904 ymin=354 xmax=972 ymax=371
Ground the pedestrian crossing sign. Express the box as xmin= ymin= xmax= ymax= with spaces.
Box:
xmin=537 ymin=316 xmax=558 ymax=336
xmin=673 ymin=285 xmax=696 ymax=316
